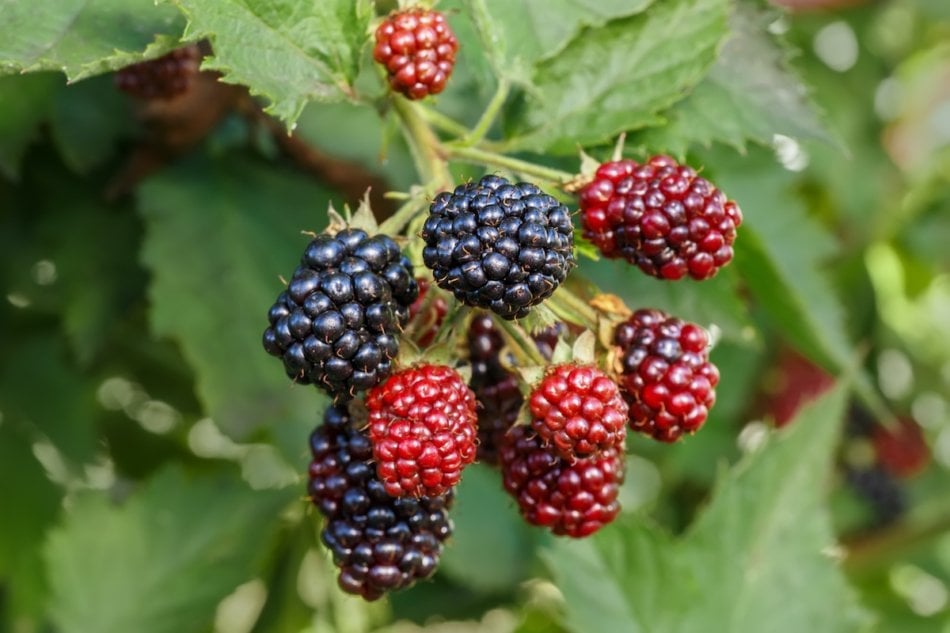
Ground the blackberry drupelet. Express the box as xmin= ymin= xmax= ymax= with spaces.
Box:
xmin=614 ymin=309 xmax=719 ymax=442
xmin=579 ymin=156 xmax=742 ymax=280
xmin=308 ymin=405 xmax=454 ymax=601
xmin=262 ymin=229 xmax=418 ymax=401
xmin=373 ymin=8 xmax=459 ymax=100
xmin=422 ymin=175 xmax=575 ymax=319
xmin=499 ymin=426 xmax=624 ymax=538
xmin=114 ymin=45 xmax=201 ymax=100
xmin=844 ymin=466 xmax=907 ymax=528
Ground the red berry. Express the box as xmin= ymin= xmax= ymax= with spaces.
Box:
xmin=760 ymin=349 xmax=835 ymax=428
xmin=529 ymin=364 xmax=627 ymax=460
xmin=367 ymin=364 xmax=477 ymax=497
xmin=114 ymin=45 xmax=201 ymax=100
xmin=407 ymin=278 xmax=448 ymax=347
xmin=579 ymin=157 xmax=742 ymax=280
xmin=614 ymin=309 xmax=718 ymax=442
xmin=872 ymin=417 xmax=930 ymax=479
xmin=373 ymin=8 xmax=458 ymax=100
xmin=499 ymin=426 xmax=624 ymax=538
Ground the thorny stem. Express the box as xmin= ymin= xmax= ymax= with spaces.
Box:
xmin=442 ymin=144 xmax=575 ymax=186
xmin=460 ymin=78 xmax=510 ymax=147
xmin=494 ymin=316 xmax=548 ymax=367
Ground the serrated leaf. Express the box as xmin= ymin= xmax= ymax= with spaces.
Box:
xmin=45 ymin=466 xmax=293 ymax=633
xmin=545 ymin=386 xmax=872 ymax=633
xmin=0 ymin=0 xmax=183 ymax=80
xmin=639 ymin=4 xmax=835 ymax=155
xmin=503 ymin=0 xmax=730 ymax=153
xmin=137 ymin=154 xmax=332 ymax=453
xmin=168 ymin=0 xmax=372 ymax=127
xmin=0 ymin=73 xmax=59 ymax=179
xmin=462 ymin=0 xmax=654 ymax=85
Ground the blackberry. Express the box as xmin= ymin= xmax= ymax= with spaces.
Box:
xmin=422 ymin=176 xmax=575 ymax=319
xmin=614 ymin=309 xmax=718 ymax=442
xmin=499 ymin=426 xmax=624 ymax=538
xmin=262 ymin=229 xmax=418 ymax=401
xmin=579 ymin=156 xmax=742 ymax=280
xmin=373 ymin=8 xmax=459 ymax=100
xmin=871 ymin=416 xmax=930 ymax=479
xmin=467 ymin=315 xmax=562 ymax=464
xmin=844 ymin=466 xmax=907 ymax=528
xmin=308 ymin=405 xmax=454 ymax=601
xmin=114 ymin=45 xmax=201 ymax=100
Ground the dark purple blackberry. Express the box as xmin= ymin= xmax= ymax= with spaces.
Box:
xmin=422 ymin=176 xmax=575 ymax=319
xmin=263 ymin=229 xmax=418 ymax=401
xmin=114 ymin=45 xmax=201 ymax=100
xmin=467 ymin=314 xmax=562 ymax=464
xmin=308 ymin=406 xmax=454 ymax=601
xmin=844 ymin=465 xmax=907 ymax=528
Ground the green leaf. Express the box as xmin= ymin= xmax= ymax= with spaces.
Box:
xmin=545 ymin=385 xmax=873 ymax=633
xmin=462 ymin=0 xmax=654 ymax=84
xmin=168 ymin=0 xmax=373 ymax=127
xmin=137 ymin=154 xmax=332 ymax=452
xmin=0 ymin=0 xmax=184 ymax=80
xmin=45 ymin=466 xmax=293 ymax=633
xmin=0 ymin=422 xmax=62 ymax=616
xmin=503 ymin=0 xmax=730 ymax=153
xmin=639 ymin=4 xmax=835 ymax=155
xmin=0 ymin=73 xmax=59 ymax=179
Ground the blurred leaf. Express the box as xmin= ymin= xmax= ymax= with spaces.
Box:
xmin=137 ymin=154 xmax=331 ymax=452
xmin=439 ymin=464 xmax=537 ymax=593
xmin=0 ymin=73 xmax=59 ymax=179
xmin=503 ymin=0 xmax=729 ymax=153
xmin=49 ymin=74 xmax=134 ymax=175
xmin=169 ymin=0 xmax=372 ymax=126
xmin=0 ymin=335 xmax=99 ymax=465
xmin=639 ymin=4 xmax=835 ymax=155
xmin=0 ymin=0 xmax=183 ymax=80
xmin=462 ymin=0 xmax=653 ymax=84
xmin=0 ymin=423 xmax=61 ymax=617
xmin=545 ymin=385 xmax=872 ymax=633
xmin=45 ymin=466 xmax=293 ymax=633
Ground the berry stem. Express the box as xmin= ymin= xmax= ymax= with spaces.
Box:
xmin=378 ymin=192 xmax=427 ymax=235
xmin=493 ymin=316 xmax=548 ymax=367
xmin=442 ymin=145 xmax=575 ymax=186
xmin=392 ymin=96 xmax=453 ymax=192
xmin=459 ymin=78 xmax=510 ymax=147
xmin=416 ymin=106 xmax=470 ymax=139
xmin=546 ymin=288 xmax=599 ymax=330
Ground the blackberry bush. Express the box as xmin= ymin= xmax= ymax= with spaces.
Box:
xmin=114 ymin=45 xmax=202 ymax=99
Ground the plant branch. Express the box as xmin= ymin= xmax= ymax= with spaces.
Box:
xmin=391 ymin=96 xmax=453 ymax=192
xmin=460 ymin=78 xmax=510 ymax=146
xmin=494 ymin=316 xmax=548 ymax=366
xmin=843 ymin=510 xmax=950 ymax=572
xmin=442 ymin=144 xmax=575 ymax=186
xmin=416 ymin=106 xmax=470 ymax=139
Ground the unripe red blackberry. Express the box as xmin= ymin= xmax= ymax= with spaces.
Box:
xmin=114 ymin=45 xmax=201 ymax=100
xmin=529 ymin=364 xmax=627 ymax=460
xmin=614 ymin=309 xmax=718 ymax=442
xmin=579 ymin=157 xmax=742 ymax=280
xmin=373 ymin=8 xmax=458 ymax=100
xmin=308 ymin=406 xmax=454 ymax=600
xmin=367 ymin=364 xmax=478 ymax=497
xmin=499 ymin=426 xmax=624 ymax=538
xmin=262 ymin=229 xmax=418 ymax=402
xmin=871 ymin=417 xmax=930 ymax=479
xmin=422 ymin=175 xmax=575 ymax=319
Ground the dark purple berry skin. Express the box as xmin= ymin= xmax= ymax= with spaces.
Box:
xmin=844 ymin=466 xmax=906 ymax=528
xmin=308 ymin=406 xmax=454 ymax=601
xmin=580 ymin=157 xmax=742 ymax=280
xmin=422 ymin=176 xmax=575 ymax=319
xmin=263 ymin=229 xmax=418 ymax=402
xmin=114 ymin=46 xmax=201 ymax=100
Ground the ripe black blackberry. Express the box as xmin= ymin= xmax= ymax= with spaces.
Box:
xmin=422 ymin=176 xmax=575 ymax=319
xmin=844 ymin=466 xmax=907 ymax=528
xmin=114 ymin=45 xmax=201 ymax=100
xmin=467 ymin=315 xmax=562 ymax=464
xmin=262 ymin=229 xmax=418 ymax=401
xmin=308 ymin=406 xmax=454 ymax=601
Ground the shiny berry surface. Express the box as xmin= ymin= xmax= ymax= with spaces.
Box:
xmin=367 ymin=364 xmax=478 ymax=497
xmin=614 ymin=309 xmax=719 ymax=442
xmin=499 ymin=426 xmax=624 ymax=538
xmin=580 ymin=156 xmax=742 ymax=280
xmin=529 ymin=364 xmax=627 ymax=460
xmin=373 ymin=8 xmax=458 ymax=100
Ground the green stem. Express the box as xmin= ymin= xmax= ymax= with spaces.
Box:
xmin=392 ymin=97 xmax=453 ymax=192
xmin=443 ymin=144 xmax=575 ymax=185
xmin=378 ymin=195 xmax=427 ymax=236
xmin=546 ymin=287 xmax=599 ymax=330
xmin=460 ymin=79 xmax=510 ymax=146
xmin=494 ymin=316 xmax=547 ymax=366
xmin=844 ymin=510 xmax=950 ymax=572
xmin=416 ymin=106 xmax=470 ymax=139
